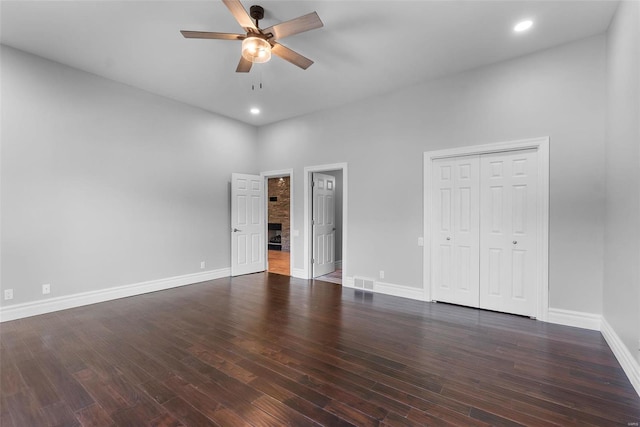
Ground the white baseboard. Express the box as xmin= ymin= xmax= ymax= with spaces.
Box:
xmin=601 ymin=317 xmax=640 ymax=397
xmin=546 ymin=308 xmax=602 ymax=331
xmin=335 ymin=260 xmax=342 ymax=269
xmin=291 ymin=268 xmax=307 ymax=279
xmin=343 ymin=277 xmax=427 ymax=301
xmin=374 ymin=281 xmax=429 ymax=301
xmin=0 ymin=268 xmax=230 ymax=322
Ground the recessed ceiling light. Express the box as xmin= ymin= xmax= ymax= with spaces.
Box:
xmin=250 ymin=107 xmax=260 ymax=115
xmin=514 ymin=20 xmax=533 ymax=33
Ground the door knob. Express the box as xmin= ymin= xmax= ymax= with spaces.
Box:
xmin=233 ymin=228 xmax=241 ymax=232
xmin=446 ymin=237 xmax=451 ymax=241
xmin=513 ymin=240 xmax=518 ymax=245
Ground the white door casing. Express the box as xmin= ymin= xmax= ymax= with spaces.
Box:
xmin=302 ymin=163 xmax=348 ymax=281
xmin=479 ymin=150 xmax=538 ymax=316
xmin=312 ymin=173 xmax=336 ymax=278
xmin=431 ymin=156 xmax=480 ymax=307
xmin=231 ymin=173 xmax=265 ymax=276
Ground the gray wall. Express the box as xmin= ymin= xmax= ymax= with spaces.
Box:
xmin=603 ymin=1 xmax=640 ymax=361
xmin=0 ymin=31 xmax=616 ymax=320
xmin=1 ymin=45 xmax=258 ymax=306
xmin=258 ymin=35 xmax=607 ymax=315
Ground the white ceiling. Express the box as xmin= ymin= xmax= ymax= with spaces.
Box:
xmin=1 ymin=0 xmax=618 ymax=126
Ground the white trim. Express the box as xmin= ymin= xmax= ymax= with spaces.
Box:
xmin=261 ymin=169 xmax=294 ymax=276
xmin=343 ymin=276 xmax=355 ymax=287
xmin=601 ymin=317 xmax=640 ymax=397
xmin=291 ymin=268 xmax=306 ymax=279
xmin=0 ymin=268 xmax=230 ymax=322
xmin=335 ymin=260 xmax=342 ymax=269
xmin=424 ymin=136 xmax=550 ymax=320
xmin=343 ymin=277 xmax=428 ymax=301
xmin=373 ymin=281 xmax=429 ymax=301
xmin=303 ymin=163 xmax=348 ymax=283
xmin=546 ymin=308 xmax=602 ymax=331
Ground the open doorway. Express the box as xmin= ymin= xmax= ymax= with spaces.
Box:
xmin=264 ymin=171 xmax=292 ymax=276
xmin=304 ymin=163 xmax=347 ymax=285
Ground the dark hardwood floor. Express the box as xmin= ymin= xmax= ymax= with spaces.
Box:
xmin=1 ymin=273 xmax=639 ymax=426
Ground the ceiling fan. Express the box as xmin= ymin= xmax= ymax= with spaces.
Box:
xmin=181 ymin=0 xmax=323 ymax=72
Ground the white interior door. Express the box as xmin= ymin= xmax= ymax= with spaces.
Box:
xmin=479 ymin=150 xmax=538 ymax=316
xmin=312 ymin=173 xmax=336 ymax=278
xmin=231 ymin=173 xmax=265 ymax=276
xmin=431 ymin=156 xmax=480 ymax=307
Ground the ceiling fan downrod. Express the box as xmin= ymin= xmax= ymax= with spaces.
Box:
xmin=249 ymin=5 xmax=265 ymax=28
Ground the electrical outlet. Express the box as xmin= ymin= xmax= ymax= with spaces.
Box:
xmin=42 ymin=284 xmax=51 ymax=295
xmin=4 ymin=289 xmax=13 ymax=300
xmin=379 ymin=270 xmax=385 ymax=279
xmin=200 ymin=261 xmax=205 ymax=269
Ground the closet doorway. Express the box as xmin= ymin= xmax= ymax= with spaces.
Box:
xmin=424 ymin=137 xmax=549 ymax=319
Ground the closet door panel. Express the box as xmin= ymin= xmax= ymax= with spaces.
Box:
xmin=479 ymin=150 xmax=538 ymax=317
xmin=432 ymin=156 xmax=480 ymax=307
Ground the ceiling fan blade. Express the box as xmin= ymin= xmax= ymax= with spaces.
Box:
xmin=236 ymin=56 xmax=252 ymax=73
xmin=222 ymin=0 xmax=257 ymax=31
xmin=263 ymin=12 xmax=323 ymax=40
xmin=180 ymin=31 xmax=245 ymax=40
xmin=271 ymin=43 xmax=314 ymax=70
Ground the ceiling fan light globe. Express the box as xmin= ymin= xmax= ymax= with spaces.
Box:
xmin=242 ymin=36 xmax=271 ymax=64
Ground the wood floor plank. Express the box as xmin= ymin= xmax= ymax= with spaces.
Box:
xmin=15 ymin=358 xmax=61 ymax=407
xmin=0 ymin=359 xmax=26 ymax=396
xmin=74 ymin=403 xmax=116 ymax=427
xmin=3 ymin=390 xmax=49 ymax=427
xmin=40 ymin=400 xmax=80 ymax=426
xmin=148 ymin=412 xmax=185 ymax=427
xmin=162 ymin=397 xmax=219 ymax=427
xmin=232 ymin=401 xmax=290 ymax=427
xmin=36 ymin=350 xmax=95 ymax=411
xmin=251 ymin=394 xmax=320 ymax=426
xmin=1 ymin=273 xmax=638 ymax=426
xmin=72 ymin=368 xmax=130 ymax=415
xmin=137 ymin=378 xmax=177 ymax=405
xmin=110 ymin=400 xmax=164 ymax=427
xmin=323 ymin=399 xmax=380 ymax=427
xmin=268 ymin=250 xmax=290 ymax=275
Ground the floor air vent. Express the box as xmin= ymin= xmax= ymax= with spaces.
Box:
xmin=354 ymin=277 xmax=374 ymax=291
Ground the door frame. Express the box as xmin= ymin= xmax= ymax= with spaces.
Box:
xmin=303 ymin=163 xmax=348 ymax=281
xmin=424 ymin=137 xmax=549 ymax=320
xmin=261 ymin=169 xmax=294 ymax=276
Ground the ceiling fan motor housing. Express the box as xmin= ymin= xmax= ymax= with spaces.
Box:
xmin=250 ymin=5 xmax=265 ymax=22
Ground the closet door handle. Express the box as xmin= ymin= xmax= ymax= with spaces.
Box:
xmin=446 ymin=237 xmax=451 ymax=241
xmin=513 ymin=240 xmax=518 ymax=245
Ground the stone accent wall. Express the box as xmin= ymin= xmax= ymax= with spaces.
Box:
xmin=268 ymin=177 xmax=290 ymax=252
